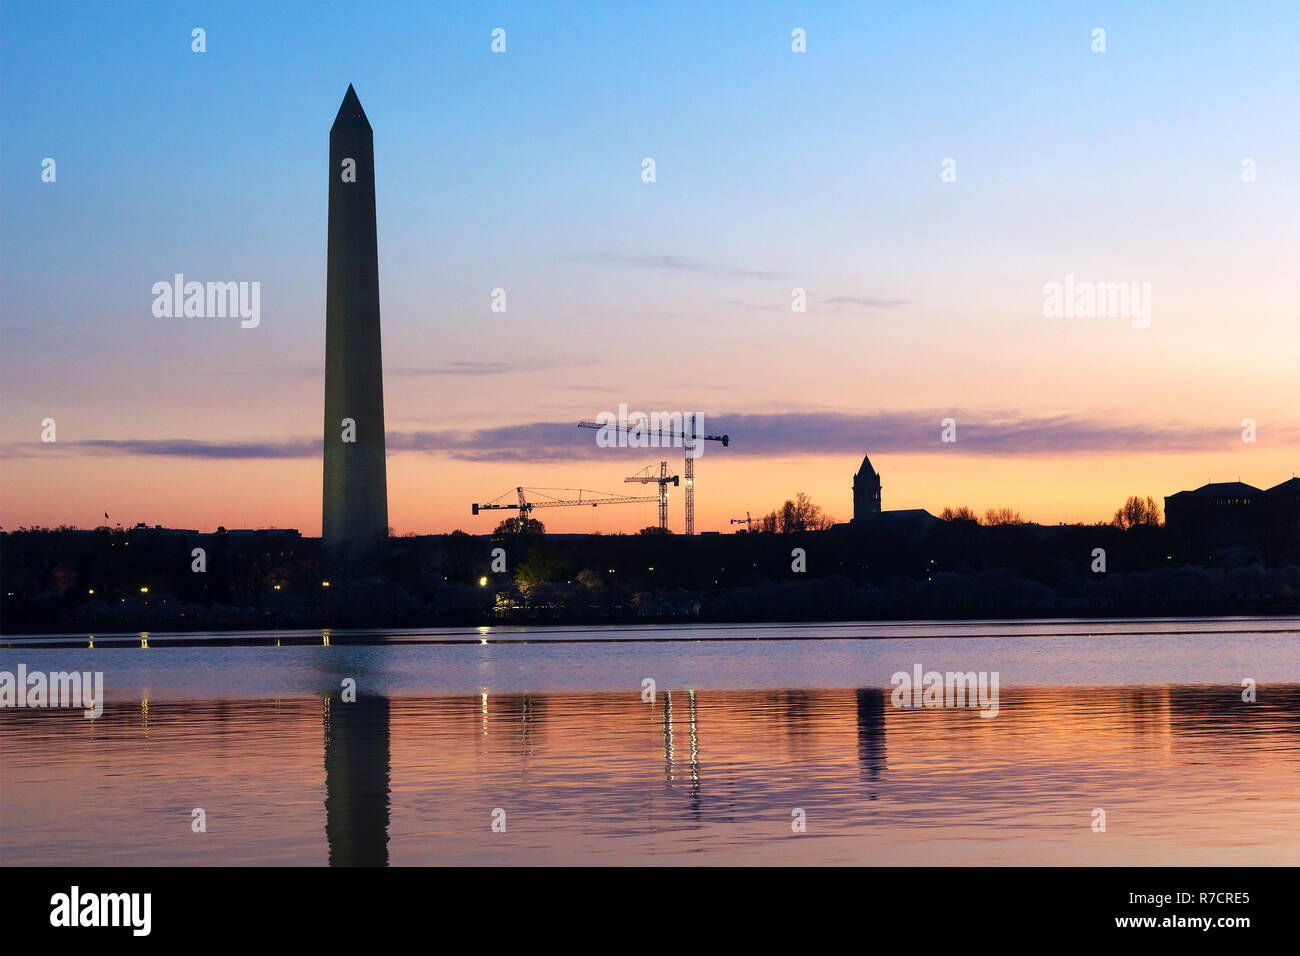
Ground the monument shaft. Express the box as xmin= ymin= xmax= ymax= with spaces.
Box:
xmin=323 ymin=86 xmax=388 ymax=571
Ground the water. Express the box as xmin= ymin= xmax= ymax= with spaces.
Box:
xmin=2 ymin=617 xmax=1298 ymax=865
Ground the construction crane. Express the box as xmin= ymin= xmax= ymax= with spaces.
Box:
xmin=730 ymin=511 xmax=752 ymax=532
xmin=471 ymin=486 xmax=659 ymax=532
xmin=624 ymin=462 xmax=680 ymax=531
xmin=577 ymin=416 xmax=729 ymax=536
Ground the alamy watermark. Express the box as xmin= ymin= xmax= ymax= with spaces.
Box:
xmin=1042 ymin=274 xmax=1151 ymax=328
xmin=890 ymin=663 xmax=999 ymax=718
xmin=592 ymin=405 xmax=710 ymax=457
xmin=0 ymin=665 xmax=104 ymax=718
xmin=50 ymin=886 xmax=150 ymax=936
xmin=152 ymin=273 xmax=260 ymax=328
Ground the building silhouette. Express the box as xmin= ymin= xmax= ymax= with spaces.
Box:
xmin=852 ymin=454 xmax=881 ymax=524
xmin=1165 ymin=477 xmax=1299 ymax=564
xmin=322 ymin=85 xmax=389 ymax=575
xmin=839 ymin=453 xmax=939 ymax=532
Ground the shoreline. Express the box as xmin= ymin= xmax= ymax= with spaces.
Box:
xmin=4 ymin=610 xmax=1297 ymax=645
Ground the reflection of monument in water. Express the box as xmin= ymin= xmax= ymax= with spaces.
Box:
xmin=323 ymin=694 xmax=391 ymax=866
xmin=855 ymin=688 xmax=887 ymax=782
xmin=311 ymin=686 xmax=892 ymax=865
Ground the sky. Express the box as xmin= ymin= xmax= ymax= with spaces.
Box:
xmin=2 ymin=0 xmax=1297 ymax=535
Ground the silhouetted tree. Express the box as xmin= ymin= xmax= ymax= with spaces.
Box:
xmin=493 ymin=516 xmax=545 ymax=535
xmin=759 ymin=493 xmax=835 ymax=532
xmin=1113 ymin=495 xmax=1161 ymax=529
xmin=984 ymin=507 xmax=1026 ymax=526
xmin=514 ymin=545 xmax=572 ymax=587
xmin=940 ymin=506 xmax=979 ymax=522
xmin=440 ymin=530 xmax=478 ymax=583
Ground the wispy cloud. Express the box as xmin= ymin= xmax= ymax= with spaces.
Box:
xmin=568 ymin=251 xmax=781 ymax=281
xmin=724 ymin=292 xmax=907 ymax=312
xmin=822 ymin=295 xmax=906 ymax=309
xmin=389 ymin=359 xmax=587 ymax=377
xmin=231 ymin=359 xmax=580 ymax=379
xmin=707 ymin=412 xmax=1261 ymax=457
xmin=77 ymin=438 xmax=322 ymax=459
xmin=5 ymin=411 xmax=1280 ymax=462
xmin=388 ymin=424 xmax=588 ymax=462
xmin=566 ymin=252 xmax=905 ymax=310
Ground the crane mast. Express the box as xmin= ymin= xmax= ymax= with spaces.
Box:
xmin=624 ymin=462 xmax=680 ymax=530
xmin=577 ymin=416 xmax=728 ymax=535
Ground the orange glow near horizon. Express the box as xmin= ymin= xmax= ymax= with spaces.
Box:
xmin=2 ymin=444 xmax=1295 ymax=536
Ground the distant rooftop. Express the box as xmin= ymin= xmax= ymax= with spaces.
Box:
xmin=1167 ymin=481 xmax=1261 ymax=498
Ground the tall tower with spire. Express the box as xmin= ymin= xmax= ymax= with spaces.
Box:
xmin=852 ymin=454 xmax=881 ymax=523
xmin=323 ymin=85 xmax=388 ymax=573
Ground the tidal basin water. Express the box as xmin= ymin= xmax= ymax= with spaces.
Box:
xmin=2 ymin=617 xmax=1298 ymax=865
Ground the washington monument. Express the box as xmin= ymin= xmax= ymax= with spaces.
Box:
xmin=323 ymin=85 xmax=388 ymax=573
